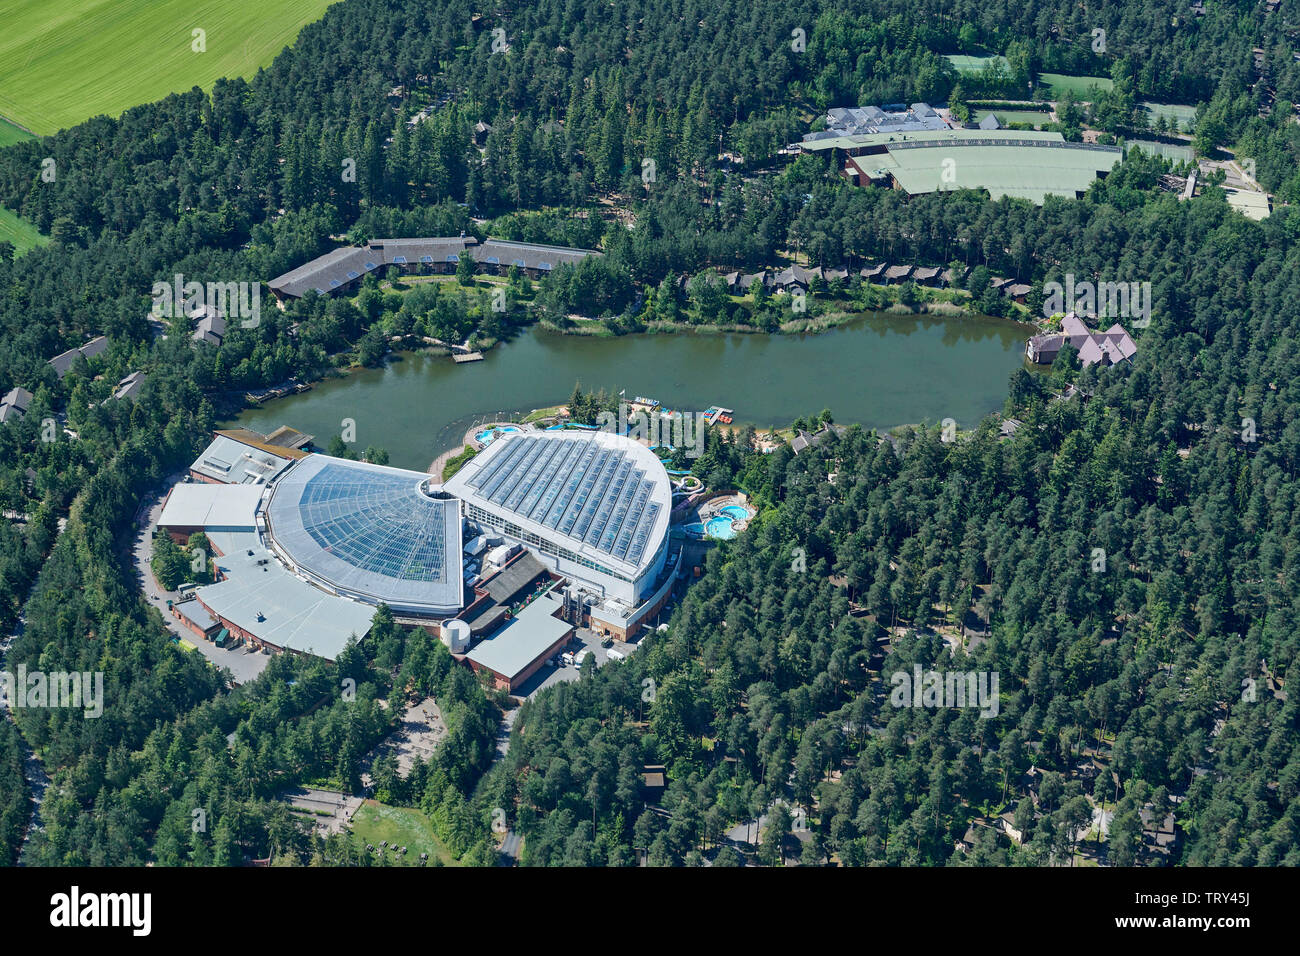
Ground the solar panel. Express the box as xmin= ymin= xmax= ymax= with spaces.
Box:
xmin=452 ymin=433 xmax=667 ymax=573
xmin=393 ymin=256 xmax=407 ymax=264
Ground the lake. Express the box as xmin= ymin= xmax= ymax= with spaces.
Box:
xmin=232 ymin=313 xmax=1032 ymax=471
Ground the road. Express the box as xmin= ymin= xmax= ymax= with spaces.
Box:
xmin=130 ymin=480 xmax=270 ymax=685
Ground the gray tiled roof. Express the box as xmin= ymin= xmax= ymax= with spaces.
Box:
xmin=48 ymin=335 xmax=109 ymax=379
xmin=470 ymin=239 xmax=596 ymax=271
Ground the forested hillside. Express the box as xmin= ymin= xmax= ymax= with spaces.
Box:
xmin=0 ymin=0 xmax=1298 ymax=865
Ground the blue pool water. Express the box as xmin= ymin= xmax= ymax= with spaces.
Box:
xmin=705 ymin=516 xmax=738 ymax=539
xmin=720 ymin=505 xmax=753 ymax=521
xmin=475 ymin=425 xmax=520 ymax=445
xmin=684 ymin=518 xmax=738 ymax=539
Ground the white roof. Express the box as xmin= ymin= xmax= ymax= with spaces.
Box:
xmin=444 ymin=430 xmax=672 ymax=581
xmin=197 ymin=548 xmax=376 ymax=660
xmin=159 ymin=483 xmax=263 ymax=529
xmin=190 ymin=435 xmax=295 ymax=485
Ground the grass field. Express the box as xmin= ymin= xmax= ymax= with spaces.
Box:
xmin=1141 ymin=101 xmax=1198 ymax=130
xmin=349 ymin=801 xmax=460 ymax=866
xmin=946 ymin=54 xmax=1009 ymax=73
xmin=0 ymin=117 xmax=34 ymax=147
xmin=0 ymin=206 xmax=47 ymax=255
xmin=1038 ymin=73 xmax=1113 ymax=98
xmin=974 ymin=109 xmax=1051 ymax=128
xmin=0 ymin=0 xmax=341 ymax=135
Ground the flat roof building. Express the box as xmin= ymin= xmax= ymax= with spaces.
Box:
xmin=189 ymin=434 xmax=295 ymax=486
xmin=159 ymin=483 xmax=265 ymax=537
xmin=464 ymin=594 xmax=573 ymax=692
xmin=197 ymin=546 xmax=377 ymax=660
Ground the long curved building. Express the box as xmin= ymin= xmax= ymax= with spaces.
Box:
xmin=264 ymin=455 xmax=464 ymax=616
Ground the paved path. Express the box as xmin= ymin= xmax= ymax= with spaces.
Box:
xmin=282 ymin=787 xmax=362 ymax=836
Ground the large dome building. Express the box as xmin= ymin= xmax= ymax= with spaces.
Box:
xmin=159 ymin=426 xmax=678 ymax=666
xmin=263 ymin=455 xmax=464 ymax=617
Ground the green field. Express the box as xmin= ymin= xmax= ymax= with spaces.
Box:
xmin=0 ymin=206 xmax=47 ymax=255
xmin=1141 ymin=101 xmax=1198 ymax=130
xmin=0 ymin=0 xmax=341 ymax=135
xmin=946 ymin=54 xmax=1010 ymax=73
xmin=0 ymin=117 xmax=34 ymax=148
xmin=1126 ymin=139 xmax=1196 ymax=163
xmin=973 ymin=109 xmax=1051 ymax=128
xmin=349 ymin=801 xmax=460 ymax=866
xmin=1038 ymin=72 xmax=1113 ymax=98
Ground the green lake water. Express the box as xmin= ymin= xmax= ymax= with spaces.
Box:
xmin=233 ymin=312 xmax=1032 ymax=471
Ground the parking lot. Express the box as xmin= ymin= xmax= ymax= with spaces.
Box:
xmin=513 ymin=627 xmax=621 ymax=697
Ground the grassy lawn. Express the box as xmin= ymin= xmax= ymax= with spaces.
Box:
xmin=945 ymin=54 xmax=1009 ymax=73
xmin=349 ymin=801 xmax=460 ymax=866
xmin=0 ymin=117 xmax=34 ymax=147
xmin=522 ymin=404 xmax=564 ymax=423
xmin=441 ymin=444 xmax=478 ymax=481
xmin=973 ymin=109 xmax=1051 ymax=127
xmin=1038 ymin=72 xmax=1113 ymax=98
xmin=0 ymin=206 xmax=48 ymax=255
xmin=0 ymin=0 xmax=341 ymax=135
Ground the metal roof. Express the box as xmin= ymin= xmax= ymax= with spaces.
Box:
xmin=159 ymin=483 xmax=264 ymax=529
xmin=265 ymin=455 xmax=463 ymax=615
xmin=189 ymin=435 xmax=295 ymax=485
xmin=267 ymin=236 xmax=596 ymax=298
xmin=465 ymin=595 xmax=572 ymax=680
xmin=800 ymin=128 xmax=1062 ymax=152
xmin=470 ymin=239 xmax=596 ymax=271
xmin=197 ymin=548 xmax=377 ymax=660
xmin=883 ymin=141 xmax=1121 ymax=205
xmin=444 ymin=430 xmax=672 ymax=581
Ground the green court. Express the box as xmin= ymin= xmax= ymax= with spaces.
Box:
xmin=1038 ymin=72 xmax=1113 ymax=98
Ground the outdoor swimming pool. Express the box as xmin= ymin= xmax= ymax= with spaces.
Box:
xmin=475 ymin=425 xmax=520 ymax=446
xmin=683 ymin=504 xmax=753 ymax=540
